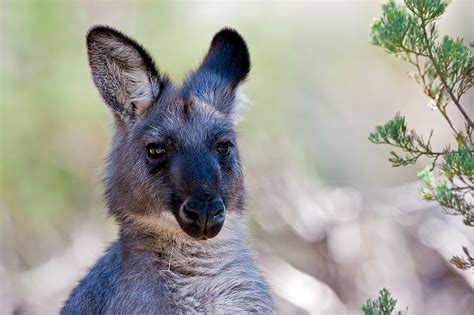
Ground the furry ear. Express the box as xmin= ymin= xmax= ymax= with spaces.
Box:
xmin=199 ymin=28 xmax=250 ymax=89
xmin=181 ymin=28 xmax=250 ymax=120
xmin=86 ymin=26 xmax=163 ymax=121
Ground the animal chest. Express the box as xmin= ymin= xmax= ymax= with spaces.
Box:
xmin=160 ymin=269 xmax=258 ymax=314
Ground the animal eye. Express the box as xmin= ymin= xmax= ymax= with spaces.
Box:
xmin=146 ymin=143 xmax=166 ymax=159
xmin=217 ymin=141 xmax=233 ymax=155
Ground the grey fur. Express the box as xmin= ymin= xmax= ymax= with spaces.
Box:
xmin=61 ymin=26 xmax=273 ymax=314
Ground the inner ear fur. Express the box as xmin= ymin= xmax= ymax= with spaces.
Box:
xmin=86 ymin=26 xmax=163 ymax=120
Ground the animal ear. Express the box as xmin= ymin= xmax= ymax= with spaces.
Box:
xmin=86 ymin=26 xmax=163 ymax=121
xmin=199 ymin=28 xmax=250 ymax=89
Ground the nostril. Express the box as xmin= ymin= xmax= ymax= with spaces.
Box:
xmin=213 ymin=208 xmax=224 ymax=219
xmin=182 ymin=205 xmax=200 ymax=222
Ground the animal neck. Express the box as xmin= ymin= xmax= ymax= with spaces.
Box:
xmin=117 ymin=212 xmax=248 ymax=275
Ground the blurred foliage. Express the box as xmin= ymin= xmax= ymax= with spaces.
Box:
xmin=1 ymin=2 xmax=97 ymax=228
xmin=369 ymin=0 xmax=473 ymax=230
xmin=0 ymin=2 xmax=291 ymax=230
xmin=362 ymin=288 xmax=407 ymax=315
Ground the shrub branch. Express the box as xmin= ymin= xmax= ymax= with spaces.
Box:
xmin=369 ymin=0 xmax=474 ymax=270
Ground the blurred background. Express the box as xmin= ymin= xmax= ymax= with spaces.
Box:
xmin=1 ymin=1 xmax=473 ymax=314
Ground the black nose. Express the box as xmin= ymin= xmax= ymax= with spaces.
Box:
xmin=178 ymin=196 xmax=226 ymax=239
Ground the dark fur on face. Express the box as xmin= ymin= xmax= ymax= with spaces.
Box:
xmin=87 ymin=26 xmax=249 ymax=240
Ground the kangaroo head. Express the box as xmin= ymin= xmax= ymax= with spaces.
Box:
xmin=86 ymin=26 xmax=250 ymax=240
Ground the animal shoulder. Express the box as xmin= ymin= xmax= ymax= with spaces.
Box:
xmin=64 ymin=240 xmax=271 ymax=314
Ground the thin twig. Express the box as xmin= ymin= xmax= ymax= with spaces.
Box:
xmin=421 ymin=23 xmax=474 ymax=128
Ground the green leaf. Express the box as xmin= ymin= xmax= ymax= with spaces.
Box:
xmin=370 ymin=0 xmax=422 ymax=55
xmin=441 ymin=146 xmax=474 ymax=180
xmin=362 ymin=288 xmax=407 ymax=315
xmin=405 ymin=0 xmax=448 ymax=22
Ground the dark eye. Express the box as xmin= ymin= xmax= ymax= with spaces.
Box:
xmin=217 ymin=141 xmax=233 ymax=156
xmin=146 ymin=143 xmax=167 ymax=159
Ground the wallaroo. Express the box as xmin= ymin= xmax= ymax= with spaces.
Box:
xmin=61 ymin=26 xmax=274 ymax=314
